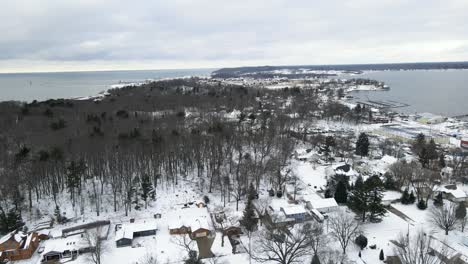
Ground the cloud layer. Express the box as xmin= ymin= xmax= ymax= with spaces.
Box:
xmin=1 ymin=0 xmax=468 ymax=72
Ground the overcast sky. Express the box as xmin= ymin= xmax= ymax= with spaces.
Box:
xmin=1 ymin=0 xmax=467 ymax=72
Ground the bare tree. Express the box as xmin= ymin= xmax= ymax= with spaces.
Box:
xmin=171 ymin=233 xmax=196 ymax=256
xmin=139 ymin=251 xmax=159 ymax=264
xmin=306 ymin=221 xmax=329 ymax=255
xmin=328 ymin=209 xmax=361 ymax=254
xmin=84 ymin=227 xmax=106 ymax=264
xmin=393 ymin=229 xmax=450 ymax=264
xmin=250 ymin=223 xmax=313 ymax=264
xmin=430 ymin=203 xmax=458 ymax=235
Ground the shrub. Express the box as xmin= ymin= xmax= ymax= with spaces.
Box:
xmin=379 ymin=249 xmax=384 ymax=261
xmin=355 ymin=234 xmax=368 ymax=250
xmin=417 ymin=200 xmax=427 ymax=210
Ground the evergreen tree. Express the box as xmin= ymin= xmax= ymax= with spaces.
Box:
xmin=54 ymin=206 xmax=61 ymax=222
xmin=456 ymin=202 xmax=467 ymax=232
xmin=409 ymin=191 xmax=416 ymax=204
xmin=417 ymin=199 xmax=427 ymax=210
xmin=439 ymin=154 xmax=446 ymax=168
xmin=240 ymin=197 xmax=257 ymax=233
xmin=419 ymin=147 xmax=429 ymax=168
xmin=247 ymin=182 xmax=257 ymax=201
xmin=366 ymin=176 xmax=386 ymax=222
xmin=426 ymin=139 xmax=438 ymax=160
xmin=401 ymin=189 xmax=410 ymax=204
xmin=413 ymin=133 xmax=426 ymax=156
xmin=379 ymin=249 xmax=385 ymax=261
xmin=334 ymin=180 xmax=348 ymax=203
xmin=355 ymin=175 xmax=364 ymax=190
xmin=0 ymin=208 xmax=24 ymax=233
xmin=348 ymin=181 xmax=368 ymax=221
xmin=349 ymin=175 xmax=385 ymax=222
xmin=355 ymin=133 xmax=370 ymax=157
xmin=66 ymin=159 xmax=86 ymax=207
xmin=433 ymin=192 xmax=443 ymax=207
xmin=141 ymin=174 xmax=153 ymax=209
xmin=311 ymin=254 xmax=321 ymax=264
xmin=384 ymin=173 xmax=397 ymax=190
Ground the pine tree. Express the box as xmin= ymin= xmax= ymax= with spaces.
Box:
xmin=0 ymin=209 xmax=24 ymax=233
xmin=240 ymin=198 xmax=257 ymax=233
xmin=348 ymin=182 xmax=368 ymax=221
xmin=426 ymin=139 xmax=438 ymax=160
xmin=355 ymin=175 xmax=364 ymax=190
xmin=456 ymin=202 xmax=467 ymax=232
xmin=419 ymin=147 xmax=429 ymax=168
xmin=311 ymin=254 xmax=321 ymax=264
xmin=247 ymin=182 xmax=257 ymax=201
xmin=401 ymin=189 xmax=410 ymax=204
xmin=141 ymin=174 xmax=153 ymax=209
xmin=334 ymin=180 xmax=348 ymax=203
xmin=379 ymin=249 xmax=385 ymax=261
xmin=409 ymin=191 xmax=416 ymax=204
xmin=433 ymin=192 xmax=443 ymax=207
xmin=413 ymin=133 xmax=426 ymax=156
xmin=384 ymin=174 xmax=397 ymax=190
xmin=349 ymin=175 xmax=385 ymax=222
xmin=366 ymin=176 xmax=386 ymax=222
xmin=355 ymin=133 xmax=370 ymax=157
xmin=54 ymin=206 xmax=63 ymax=224
xmin=439 ymin=154 xmax=446 ymax=168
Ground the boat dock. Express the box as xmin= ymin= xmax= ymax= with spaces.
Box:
xmin=357 ymin=100 xmax=409 ymax=109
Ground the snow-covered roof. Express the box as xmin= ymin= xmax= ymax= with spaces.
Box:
xmin=115 ymin=229 xmax=133 ymax=241
xmin=115 ymin=221 xmax=158 ymax=241
xmin=434 ymin=184 xmax=467 ymax=199
xmin=383 ymin=191 xmax=402 ymax=201
xmin=42 ymin=236 xmax=87 ymax=255
xmin=23 ymin=233 xmax=38 ymax=249
xmin=0 ymin=230 xmax=26 ymax=245
xmin=308 ymin=198 xmax=338 ymax=209
xmin=281 ymin=205 xmax=307 ymax=215
xmin=167 ymin=207 xmax=212 ymax=231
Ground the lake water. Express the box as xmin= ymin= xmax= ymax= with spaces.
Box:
xmin=1 ymin=68 xmax=467 ymax=117
xmin=0 ymin=68 xmax=214 ymax=102
xmin=346 ymin=69 xmax=468 ymax=117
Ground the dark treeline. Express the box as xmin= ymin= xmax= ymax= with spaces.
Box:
xmin=0 ymin=77 xmax=364 ymax=232
xmin=212 ymin=61 xmax=468 ymax=78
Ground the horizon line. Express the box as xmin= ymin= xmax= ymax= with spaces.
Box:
xmin=1 ymin=60 xmax=468 ymax=74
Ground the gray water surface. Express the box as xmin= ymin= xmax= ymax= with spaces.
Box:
xmin=347 ymin=69 xmax=468 ymax=117
xmin=0 ymin=69 xmax=214 ymax=102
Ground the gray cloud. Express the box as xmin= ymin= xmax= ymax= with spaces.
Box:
xmin=1 ymin=0 xmax=467 ymax=72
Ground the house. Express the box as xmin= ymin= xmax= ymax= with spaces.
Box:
xmin=0 ymin=231 xmax=40 ymax=262
xmin=168 ymin=207 xmax=213 ymax=238
xmin=433 ymin=184 xmax=468 ymax=203
xmin=306 ymin=197 xmax=339 ymax=213
xmin=40 ymin=235 xmax=92 ymax=262
xmin=115 ymin=221 xmax=158 ymax=247
xmin=280 ymin=205 xmax=308 ymax=222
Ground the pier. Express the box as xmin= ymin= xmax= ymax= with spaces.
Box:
xmin=357 ymin=100 xmax=409 ymax=110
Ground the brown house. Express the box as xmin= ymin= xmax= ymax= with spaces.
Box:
xmin=0 ymin=231 xmax=40 ymax=261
